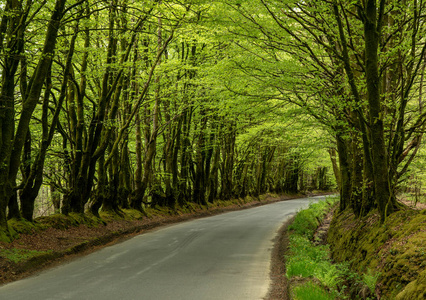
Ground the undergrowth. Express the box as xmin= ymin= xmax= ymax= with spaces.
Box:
xmin=286 ymin=196 xmax=380 ymax=300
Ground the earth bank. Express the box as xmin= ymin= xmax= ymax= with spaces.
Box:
xmin=327 ymin=207 xmax=426 ymax=299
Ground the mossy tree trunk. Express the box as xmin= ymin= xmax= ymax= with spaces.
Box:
xmin=177 ymin=107 xmax=193 ymax=206
xmin=1 ymin=0 xmax=27 ymax=223
xmin=131 ymin=14 xmax=165 ymax=210
xmin=350 ymin=134 xmax=364 ymax=217
xmin=116 ymin=18 xmax=132 ymax=210
xmin=19 ymin=20 xmax=79 ymax=222
xmin=235 ymin=148 xmax=252 ymax=198
xmin=207 ymin=129 xmax=220 ymax=203
xmin=203 ymin=121 xmax=215 ymax=201
xmin=317 ymin=167 xmax=328 ymax=191
xmin=220 ymin=123 xmax=236 ymax=200
xmin=64 ymin=2 xmax=156 ymax=214
xmin=170 ymin=117 xmax=183 ymax=205
xmin=131 ymin=101 xmax=157 ymax=210
xmin=284 ymin=157 xmax=299 ymax=193
xmin=118 ymin=140 xmax=132 ymax=209
xmin=103 ymin=142 xmax=121 ymax=213
xmin=0 ymin=0 xmax=25 ymax=238
xmin=193 ymin=110 xmax=208 ymax=205
xmin=91 ymin=156 xmax=106 ymax=217
xmin=336 ymin=133 xmax=351 ymax=212
xmin=0 ymin=0 xmax=67 ymax=236
xmin=162 ymin=105 xmax=174 ymax=207
xmin=328 ymin=147 xmax=340 ymax=191
xmin=362 ymin=0 xmax=398 ymax=221
xmin=132 ymin=111 xmax=145 ymax=208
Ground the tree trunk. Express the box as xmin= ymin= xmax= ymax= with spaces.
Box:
xmin=363 ymin=1 xmax=398 ymax=221
xmin=220 ymin=123 xmax=236 ymax=200
xmin=119 ymin=141 xmax=131 ymax=209
xmin=0 ymin=0 xmax=27 ymax=238
xmin=103 ymin=148 xmax=120 ymax=213
xmin=328 ymin=147 xmax=340 ymax=190
xmin=284 ymin=159 xmax=299 ymax=194
xmin=193 ymin=112 xmax=208 ymax=205
xmin=336 ymin=134 xmax=351 ymax=211
xmin=91 ymin=156 xmax=105 ymax=217
xmin=208 ymin=139 xmax=220 ymax=203
xmin=350 ymin=134 xmax=364 ymax=217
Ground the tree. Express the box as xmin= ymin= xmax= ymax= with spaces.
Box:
xmin=0 ymin=0 xmax=68 ymax=240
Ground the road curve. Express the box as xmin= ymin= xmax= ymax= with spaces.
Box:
xmin=0 ymin=196 xmax=326 ymax=300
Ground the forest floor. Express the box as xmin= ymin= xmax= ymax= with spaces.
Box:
xmin=0 ymin=192 xmax=332 ymax=286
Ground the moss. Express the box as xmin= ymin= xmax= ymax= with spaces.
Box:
xmin=35 ymin=213 xmax=103 ymax=229
xmin=0 ymin=223 xmax=18 ymax=242
xmin=36 ymin=214 xmax=75 ymax=229
xmin=328 ymin=207 xmax=426 ymax=299
xmin=120 ymin=209 xmax=147 ymax=220
xmin=0 ymin=248 xmax=53 ymax=263
xmin=259 ymin=193 xmax=277 ymax=201
xmin=8 ymin=218 xmax=39 ymax=234
xmin=396 ymin=269 xmax=426 ymax=300
xmin=0 ymin=229 xmax=12 ymax=243
xmin=99 ymin=210 xmax=126 ymax=221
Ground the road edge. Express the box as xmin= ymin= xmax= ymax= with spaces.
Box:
xmin=264 ymin=216 xmax=294 ymax=300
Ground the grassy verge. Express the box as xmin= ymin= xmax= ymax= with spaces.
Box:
xmin=286 ymin=196 xmax=380 ymax=300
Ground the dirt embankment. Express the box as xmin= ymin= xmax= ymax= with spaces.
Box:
xmin=327 ymin=208 xmax=426 ymax=299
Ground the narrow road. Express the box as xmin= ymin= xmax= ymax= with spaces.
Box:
xmin=0 ymin=196 xmax=325 ymax=300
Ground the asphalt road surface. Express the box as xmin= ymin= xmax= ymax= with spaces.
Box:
xmin=0 ymin=196 xmax=326 ymax=300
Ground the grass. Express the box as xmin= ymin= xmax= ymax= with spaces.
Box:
xmin=286 ymin=235 xmax=330 ymax=278
xmin=286 ymin=196 xmax=381 ymax=299
xmin=286 ymin=197 xmax=338 ymax=299
xmin=293 ymin=282 xmax=335 ymax=300
xmin=288 ymin=199 xmax=333 ymax=237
